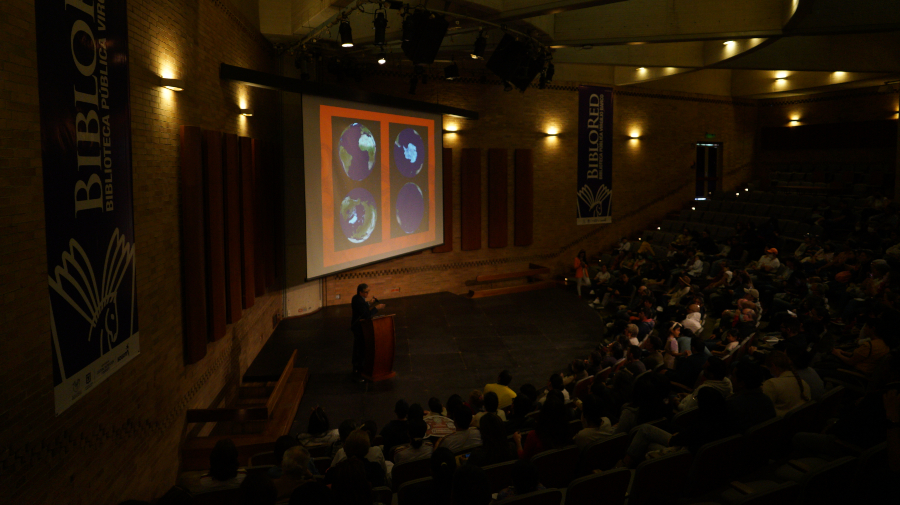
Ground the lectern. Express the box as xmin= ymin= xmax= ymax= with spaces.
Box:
xmin=361 ymin=314 xmax=396 ymax=381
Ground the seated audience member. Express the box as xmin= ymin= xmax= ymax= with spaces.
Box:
xmin=268 ymin=435 xmax=300 ymax=479
xmin=331 ymin=419 xmax=358 ymax=462
xmin=620 ymin=387 xmax=735 ymax=467
xmin=482 ymin=370 xmax=517 ymax=410
xmin=446 ymin=394 xmax=464 ymax=417
xmin=273 ymin=446 xmax=315 ymax=502
xmin=762 ymin=351 xmax=812 ymax=416
xmin=408 ymin=403 xmax=425 ymax=422
xmin=668 ymin=337 xmax=709 ymax=388
xmin=434 ymin=407 xmax=482 ymax=453
xmin=786 ymin=347 xmax=824 ymax=400
xmin=681 ymin=303 xmax=703 ymax=335
xmin=573 ymin=394 xmax=615 ymax=451
xmin=711 ymin=330 xmax=740 ymax=357
xmin=537 ymin=374 xmax=570 ymax=403
xmin=198 ymin=439 xmax=246 ymax=491
xmin=329 ymin=430 xmax=385 ymax=489
xmin=586 ymin=350 xmax=606 ymax=376
xmin=451 ymin=464 xmax=491 ymax=505
xmin=431 ymin=448 xmax=457 ymax=505
xmin=641 ymin=336 xmax=665 ymax=371
xmin=509 ymin=395 xmax=537 ymax=433
xmin=380 ymin=400 xmax=410 ymax=458
xmin=466 ymin=413 xmax=513 ymax=467
xmin=331 ymin=425 xmax=386 ymax=471
xmin=465 ymin=390 xmax=483 ymax=415
xmin=393 ymin=419 xmax=433 ymax=465
xmin=623 ymin=324 xmax=641 ymax=346
xmin=495 ymin=459 xmax=546 ymax=501
xmin=591 ymin=263 xmax=611 ymax=292
xmin=240 ymin=472 xmax=277 ymax=505
xmin=328 ymin=457 xmax=373 ymax=505
xmin=678 ymin=357 xmax=733 ymax=410
xmin=663 ymin=322 xmax=688 ymax=370
xmin=299 ymin=405 xmax=339 ymax=449
xmin=826 ymin=321 xmax=891 ymax=376
xmin=425 ymin=398 xmax=457 ymax=438
xmin=473 ymin=391 xmax=507 ymax=426
xmin=513 ymin=393 xmax=571 ymax=459
xmin=727 ymin=361 xmax=776 ymax=432
xmin=749 ymin=248 xmax=781 ymax=275
xmin=623 ymin=345 xmax=647 ymax=376
xmin=562 ymin=359 xmax=589 ymax=390
xmin=615 ymin=372 xmax=674 ymax=434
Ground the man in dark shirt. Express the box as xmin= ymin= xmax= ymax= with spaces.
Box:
xmin=350 ymin=283 xmax=384 ymax=381
xmin=669 ymin=337 xmax=708 ymax=388
xmin=380 ymin=399 xmax=410 ymax=460
xmin=726 ymin=360 xmax=776 ymax=433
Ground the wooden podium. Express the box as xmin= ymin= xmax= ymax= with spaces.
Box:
xmin=361 ymin=314 xmax=396 ymax=381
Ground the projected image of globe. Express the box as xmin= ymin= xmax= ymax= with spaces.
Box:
xmin=340 ymin=188 xmax=378 ymax=243
xmin=393 ymin=128 xmax=425 ymax=178
xmin=339 ymin=123 xmax=377 ymax=181
xmin=396 ymin=183 xmax=425 ymax=234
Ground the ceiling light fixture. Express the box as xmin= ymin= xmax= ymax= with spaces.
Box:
xmin=339 ymin=19 xmax=353 ymax=48
xmin=160 ymin=77 xmax=184 ymax=91
xmin=373 ymin=10 xmax=387 ymax=46
xmin=471 ymin=31 xmax=487 ymax=59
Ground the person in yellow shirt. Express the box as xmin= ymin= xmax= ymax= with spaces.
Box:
xmin=830 ymin=325 xmax=890 ymax=376
xmin=483 ymin=370 xmax=517 ymax=410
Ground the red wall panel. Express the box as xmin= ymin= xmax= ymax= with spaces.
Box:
xmin=514 ymin=149 xmax=534 ymax=247
xmin=239 ymin=137 xmax=256 ymax=309
xmin=202 ymin=130 xmax=227 ymax=342
xmin=488 ymin=148 xmax=508 ymax=249
xmin=223 ymin=133 xmax=243 ymax=323
xmin=180 ymin=126 xmax=208 ymax=363
xmin=460 ymin=148 xmax=482 ymax=251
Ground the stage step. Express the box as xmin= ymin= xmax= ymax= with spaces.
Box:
xmin=467 ymin=280 xmax=557 ymax=298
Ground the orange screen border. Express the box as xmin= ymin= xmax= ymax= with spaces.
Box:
xmin=320 ymin=105 xmax=437 ymax=268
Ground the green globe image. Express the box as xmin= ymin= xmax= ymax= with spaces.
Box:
xmin=339 ymin=187 xmax=378 ymax=243
xmin=338 ymin=123 xmax=377 ymax=181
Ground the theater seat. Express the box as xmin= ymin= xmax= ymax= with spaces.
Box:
xmin=564 ymin=467 xmax=630 ymax=505
xmin=497 ymin=488 xmax=563 ymax=505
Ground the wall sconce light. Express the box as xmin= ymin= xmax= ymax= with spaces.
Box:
xmin=723 ymin=40 xmax=735 ymax=46
xmin=775 ymin=71 xmax=789 ymax=79
xmin=628 ymin=134 xmax=642 ymax=140
xmin=637 ymin=67 xmax=646 ymax=71
xmin=240 ymin=108 xmax=254 ymax=117
xmin=833 ymin=71 xmax=846 ymax=77
xmin=545 ymin=127 xmax=559 ymax=136
xmin=789 ymin=118 xmax=800 ymax=123
xmin=160 ymin=77 xmax=184 ymax=91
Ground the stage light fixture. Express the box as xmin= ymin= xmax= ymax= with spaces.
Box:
xmin=471 ymin=32 xmax=487 ymax=59
xmin=444 ymin=61 xmax=460 ymax=80
xmin=373 ymin=11 xmax=387 ymax=46
xmin=401 ymin=11 xmax=448 ymax=65
xmin=487 ymin=34 xmax=545 ymax=92
xmin=159 ymin=77 xmax=184 ymax=91
xmin=339 ymin=19 xmax=353 ymax=48
xmin=377 ymin=52 xmax=387 ymax=65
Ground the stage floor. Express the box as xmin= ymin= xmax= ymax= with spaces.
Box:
xmin=245 ymin=287 xmax=605 ymax=435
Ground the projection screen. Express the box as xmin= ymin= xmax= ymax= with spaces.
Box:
xmin=302 ymin=94 xmax=444 ymax=279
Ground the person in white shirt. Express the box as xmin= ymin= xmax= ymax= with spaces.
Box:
xmin=686 ymin=254 xmax=704 ymax=278
xmin=762 ymin=351 xmax=811 ymax=416
xmin=750 ymin=248 xmax=781 ymax=273
xmin=681 ymin=304 xmax=703 ymax=335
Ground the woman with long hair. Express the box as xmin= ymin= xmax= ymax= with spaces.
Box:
xmin=762 ymin=351 xmax=812 ymax=416
xmin=575 ymin=249 xmax=591 ymax=297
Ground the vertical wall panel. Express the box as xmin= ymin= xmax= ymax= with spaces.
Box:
xmin=223 ymin=133 xmax=243 ymax=323
xmin=266 ymin=141 xmax=279 ymax=287
xmin=252 ymin=139 xmax=266 ymax=296
xmin=433 ymin=148 xmax=454 ymax=253
xmin=515 ymin=149 xmax=534 ymax=247
xmin=202 ymin=130 xmax=226 ymax=342
xmin=460 ymin=148 xmax=482 ymax=251
xmin=488 ymin=148 xmax=508 ymax=248
xmin=240 ymin=137 xmax=256 ymax=309
xmin=179 ymin=126 xmax=208 ymax=364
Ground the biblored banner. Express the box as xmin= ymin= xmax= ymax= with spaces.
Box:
xmin=577 ymin=86 xmax=613 ymax=225
xmin=34 ymin=0 xmax=139 ymax=415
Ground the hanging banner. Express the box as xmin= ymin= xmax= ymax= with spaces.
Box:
xmin=577 ymin=86 xmax=613 ymax=225
xmin=35 ymin=0 xmax=139 ymax=415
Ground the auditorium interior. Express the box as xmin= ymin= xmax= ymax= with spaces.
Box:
xmin=3 ymin=0 xmax=900 ymax=504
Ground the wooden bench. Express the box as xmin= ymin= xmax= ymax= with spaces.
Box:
xmin=466 ymin=264 xmax=555 ymax=298
xmin=181 ymin=350 xmax=309 ymax=471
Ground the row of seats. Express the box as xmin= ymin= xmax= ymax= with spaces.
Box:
xmin=683 ymin=202 xmax=816 ymax=222
xmin=769 ymin=163 xmax=892 ymax=174
xmin=705 ymin=190 xmax=865 ymax=208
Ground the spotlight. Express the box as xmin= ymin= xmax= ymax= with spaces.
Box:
xmin=159 ymin=77 xmax=184 ymax=91
xmin=401 ymin=10 xmax=448 ymax=64
xmin=339 ymin=19 xmax=353 ymax=48
xmin=373 ymin=11 xmax=387 ymax=46
xmin=408 ymin=74 xmax=418 ymax=95
xmin=444 ymin=61 xmax=460 ymax=80
xmin=377 ymin=52 xmax=387 ymax=65
xmin=471 ymin=32 xmax=487 ymax=59
xmin=487 ymin=34 xmax=545 ymax=92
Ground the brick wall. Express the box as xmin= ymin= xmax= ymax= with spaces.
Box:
xmin=299 ymin=69 xmax=760 ymax=304
xmin=0 ymin=1 xmax=281 ymax=503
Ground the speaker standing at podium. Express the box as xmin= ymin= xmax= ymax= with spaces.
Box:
xmin=350 ymin=283 xmax=385 ymax=381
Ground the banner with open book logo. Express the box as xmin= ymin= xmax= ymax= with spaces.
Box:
xmin=577 ymin=86 xmax=613 ymax=225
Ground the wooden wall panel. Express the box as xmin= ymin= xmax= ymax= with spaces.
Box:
xmin=179 ymin=126 xmax=208 ymax=364
xmin=488 ymin=148 xmax=508 ymax=248
xmin=202 ymin=130 xmax=226 ymax=342
xmin=433 ymin=148 xmax=453 ymax=253
xmin=239 ymin=137 xmax=256 ymax=309
xmin=514 ymin=149 xmax=534 ymax=247
xmin=223 ymin=133 xmax=243 ymax=323
xmin=252 ymin=139 xmax=266 ymax=296
xmin=460 ymin=148 xmax=482 ymax=251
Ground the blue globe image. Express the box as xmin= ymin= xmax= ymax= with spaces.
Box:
xmin=339 ymin=123 xmax=377 ymax=181
xmin=340 ymin=187 xmax=378 ymax=243
xmin=393 ymin=128 xmax=425 ymax=178
xmin=396 ymin=183 xmax=425 ymax=234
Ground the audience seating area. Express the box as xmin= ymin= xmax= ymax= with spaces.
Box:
xmin=766 ymin=162 xmax=893 ymax=196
